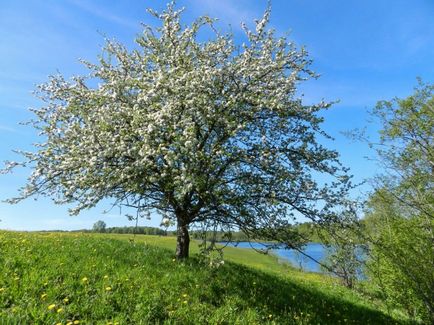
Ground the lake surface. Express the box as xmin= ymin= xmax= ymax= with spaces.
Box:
xmin=223 ymin=242 xmax=327 ymax=273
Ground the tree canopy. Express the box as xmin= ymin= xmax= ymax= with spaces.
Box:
xmin=3 ymin=2 xmax=353 ymax=258
xmin=92 ymin=220 xmax=107 ymax=233
xmin=363 ymin=81 xmax=434 ymax=322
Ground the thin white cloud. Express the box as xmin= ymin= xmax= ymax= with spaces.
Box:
xmin=0 ymin=125 xmax=16 ymax=133
xmin=66 ymin=0 xmax=139 ymax=30
xmin=189 ymin=0 xmax=259 ymax=30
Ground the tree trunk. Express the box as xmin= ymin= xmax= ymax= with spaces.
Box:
xmin=176 ymin=219 xmax=190 ymax=259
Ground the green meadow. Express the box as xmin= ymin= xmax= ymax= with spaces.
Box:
xmin=0 ymin=231 xmax=409 ymax=324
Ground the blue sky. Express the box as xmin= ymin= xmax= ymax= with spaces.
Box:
xmin=1 ymin=0 xmax=433 ymax=231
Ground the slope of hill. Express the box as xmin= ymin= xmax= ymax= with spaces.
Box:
xmin=0 ymin=231 xmax=408 ymax=324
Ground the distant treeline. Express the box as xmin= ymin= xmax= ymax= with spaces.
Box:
xmin=90 ymin=227 xmax=251 ymax=240
xmin=84 ymin=226 xmax=168 ymax=236
xmin=41 ymin=222 xmax=331 ymax=243
xmin=87 ymin=223 xmax=328 ymax=242
xmin=190 ymin=230 xmax=250 ymax=242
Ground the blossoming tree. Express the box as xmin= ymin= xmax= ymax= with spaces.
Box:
xmin=3 ymin=3 xmax=353 ymax=259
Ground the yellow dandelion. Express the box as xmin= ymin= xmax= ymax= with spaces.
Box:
xmin=182 ymin=293 xmax=188 ymax=298
xmin=105 ymin=286 xmax=112 ymax=291
xmin=172 ymin=258 xmax=176 ymax=262
xmin=57 ymin=308 xmax=63 ymax=313
xmin=43 ymin=282 xmax=48 ymax=286
xmin=48 ymin=304 xmax=56 ymax=311
xmin=104 ymin=275 xmax=109 ymax=279
xmin=73 ymin=321 xmax=80 ymax=324
xmin=183 ymin=300 xmax=188 ymax=304
xmin=0 ymin=288 xmax=5 ymax=292
xmin=41 ymin=293 xmax=47 ymax=299
xmin=63 ymin=297 xmax=69 ymax=303
xmin=81 ymin=277 xmax=88 ymax=283
xmin=56 ymin=323 xmax=62 ymax=325
xmin=268 ymin=314 xmax=273 ymax=318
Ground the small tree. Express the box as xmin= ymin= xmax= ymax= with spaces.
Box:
xmin=93 ymin=220 xmax=107 ymax=233
xmin=2 ymin=3 xmax=353 ymax=259
xmin=322 ymin=235 xmax=362 ymax=289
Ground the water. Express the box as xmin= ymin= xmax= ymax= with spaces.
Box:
xmin=223 ymin=242 xmax=327 ymax=273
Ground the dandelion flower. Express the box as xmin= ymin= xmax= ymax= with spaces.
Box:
xmin=105 ymin=286 xmax=112 ymax=291
xmin=57 ymin=308 xmax=63 ymax=313
xmin=183 ymin=300 xmax=188 ymax=304
xmin=41 ymin=293 xmax=47 ymax=299
xmin=81 ymin=277 xmax=88 ymax=283
xmin=104 ymin=275 xmax=109 ymax=279
xmin=73 ymin=321 xmax=80 ymax=324
xmin=63 ymin=297 xmax=69 ymax=303
xmin=48 ymin=304 xmax=56 ymax=310
xmin=0 ymin=288 xmax=5 ymax=292
xmin=182 ymin=293 xmax=188 ymax=298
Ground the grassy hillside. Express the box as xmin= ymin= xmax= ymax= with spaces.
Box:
xmin=0 ymin=231 xmax=408 ymax=324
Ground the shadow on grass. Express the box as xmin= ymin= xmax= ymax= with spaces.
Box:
xmin=186 ymin=258 xmax=406 ymax=324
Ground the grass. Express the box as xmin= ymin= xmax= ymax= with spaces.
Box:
xmin=0 ymin=231 xmax=410 ymax=324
